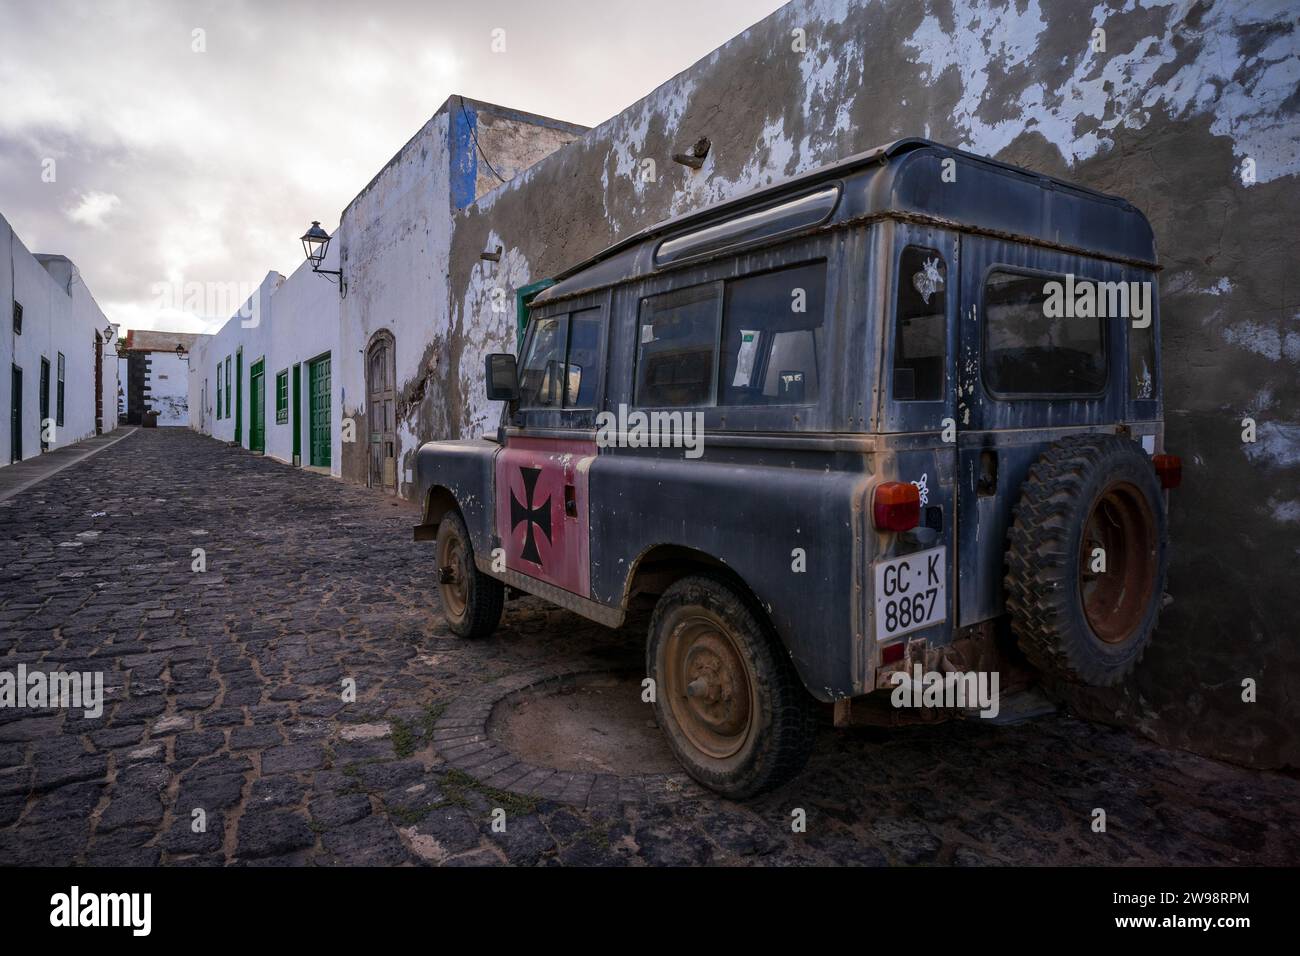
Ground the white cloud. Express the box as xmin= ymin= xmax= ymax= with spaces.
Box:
xmin=66 ymin=190 xmax=121 ymax=228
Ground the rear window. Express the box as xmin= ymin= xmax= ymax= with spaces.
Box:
xmin=984 ymin=270 xmax=1106 ymax=395
xmin=892 ymin=246 xmax=947 ymax=401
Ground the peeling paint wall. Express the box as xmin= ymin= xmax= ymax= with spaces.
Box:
xmin=442 ymin=0 xmax=1300 ymax=767
xmin=339 ymin=98 xmax=585 ymax=496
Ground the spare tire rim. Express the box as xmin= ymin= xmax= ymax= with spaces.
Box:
xmin=1079 ymin=481 xmax=1157 ymax=644
xmin=664 ymin=612 xmax=753 ymax=760
xmin=438 ymin=531 xmax=469 ymax=619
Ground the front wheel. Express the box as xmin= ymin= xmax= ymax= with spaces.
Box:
xmin=647 ymin=575 xmax=817 ymax=798
xmin=435 ymin=510 xmax=504 ymax=639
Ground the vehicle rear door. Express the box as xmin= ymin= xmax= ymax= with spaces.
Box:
xmin=876 ymin=223 xmax=960 ymax=644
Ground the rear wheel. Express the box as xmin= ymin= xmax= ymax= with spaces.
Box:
xmin=647 ymin=575 xmax=817 ymax=798
xmin=435 ymin=510 xmax=504 ymax=639
xmin=1005 ymin=435 xmax=1168 ymax=686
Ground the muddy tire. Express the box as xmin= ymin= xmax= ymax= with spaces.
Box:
xmin=435 ymin=510 xmax=504 ymax=639
xmin=647 ymin=575 xmax=817 ymax=798
xmin=1004 ymin=434 xmax=1168 ymax=687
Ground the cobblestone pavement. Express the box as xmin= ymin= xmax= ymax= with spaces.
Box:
xmin=1 ymin=429 xmax=1297 ymax=867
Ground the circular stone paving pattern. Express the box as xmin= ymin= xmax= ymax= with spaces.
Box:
xmin=432 ymin=667 xmax=706 ymax=808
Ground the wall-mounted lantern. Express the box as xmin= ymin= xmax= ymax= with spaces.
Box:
xmin=175 ymin=343 xmax=188 ymax=361
xmin=102 ymin=323 xmax=115 ymax=345
xmin=300 ymin=220 xmax=347 ymax=297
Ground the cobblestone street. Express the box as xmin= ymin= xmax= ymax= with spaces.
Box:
xmin=1 ymin=428 xmax=1297 ymax=866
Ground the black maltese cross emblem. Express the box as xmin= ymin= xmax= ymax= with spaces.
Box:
xmin=510 ymin=466 xmax=552 ymax=566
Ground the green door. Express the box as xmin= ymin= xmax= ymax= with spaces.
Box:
xmin=308 ymin=355 xmax=331 ymax=467
xmin=292 ymin=363 xmax=302 ymax=465
xmin=249 ymin=359 xmax=265 ymax=453
xmin=234 ymin=349 xmax=243 ymax=445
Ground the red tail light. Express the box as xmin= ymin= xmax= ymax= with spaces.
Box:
xmin=881 ymin=641 xmax=906 ymax=664
xmin=873 ymin=481 xmax=920 ymax=532
xmin=1152 ymin=453 xmax=1182 ymax=490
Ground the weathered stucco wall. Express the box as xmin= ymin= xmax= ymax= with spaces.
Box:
xmin=443 ymin=0 xmax=1300 ymax=767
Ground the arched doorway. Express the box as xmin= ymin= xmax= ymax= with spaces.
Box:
xmin=366 ymin=331 xmax=397 ymax=492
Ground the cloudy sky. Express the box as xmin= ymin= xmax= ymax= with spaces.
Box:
xmin=0 ymin=0 xmax=784 ymax=332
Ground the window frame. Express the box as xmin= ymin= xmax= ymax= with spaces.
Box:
xmin=216 ymin=362 xmax=223 ymax=419
xmin=275 ymin=368 xmax=289 ymax=424
xmin=224 ymin=356 xmax=232 ymax=418
xmin=979 ymin=263 xmax=1110 ymax=402
xmin=510 ymin=291 xmax=610 ymax=432
xmin=621 ymin=233 xmax=841 ymax=434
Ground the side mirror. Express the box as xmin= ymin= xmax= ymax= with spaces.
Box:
xmin=485 ymin=353 xmax=519 ymax=402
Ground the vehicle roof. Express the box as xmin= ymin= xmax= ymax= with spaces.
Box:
xmin=532 ymin=138 xmax=1157 ymax=308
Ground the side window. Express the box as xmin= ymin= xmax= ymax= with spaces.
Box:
xmin=892 ymin=247 xmax=947 ymax=401
xmin=635 ymin=283 xmax=721 ymax=407
xmin=984 ymin=271 xmax=1105 ymax=395
xmin=565 ymin=308 xmax=602 ymax=408
xmin=1129 ymin=318 xmax=1155 ymax=400
xmin=719 ymin=261 xmax=825 ymax=406
xmin=518 ymin=315 xmax=569 ymax=409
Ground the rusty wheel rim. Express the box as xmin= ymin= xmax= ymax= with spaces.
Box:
xmin=663 ymin=612 xmax=754 ymax=760
xmin=438 ymin=531 xmax=469 ymax=620
xmin=1079 ymin=481 xmax=1157 ymax=644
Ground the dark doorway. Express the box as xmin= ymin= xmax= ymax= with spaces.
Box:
xmin=94 ymin=332 xmax=104 ymax=435
xmin=39 ymin=357 xmax=50 ymax=452
xmin=292 ymin=363 xmax=302 ymax=466
xmin=249 ymin=358 xmax=265 ymax=453
xmin=9 ymin=365 xmax=22 ymax=463
xmin=234 ymin=349 xmax=243 ymax=446
xmin=366 ymin=331 xmax=397 ymax=491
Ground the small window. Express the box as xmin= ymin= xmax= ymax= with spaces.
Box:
xmin=518 ymin=315 xmax=569 ymax=409
xmin=12 ymin=301 xmax=21 ymax=335
xmin=984 ymin=271 xmax=1105 ymax=395
xmin=276 ymin=369 xmax=289 ymax=423
xmin=56 ymin=353 xmax=65 ymax=426
xmin=1129 ymin=318 xmax=1155 ymax=401
xmin=892 ymin=247 xmax=947 ymax=401
xmin=719 ymin=261 xmax=826 ymax=406
xmin=635 ymin=283 xmax=721 ymax=407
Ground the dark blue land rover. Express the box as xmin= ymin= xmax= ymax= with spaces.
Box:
xmin=414 ymin=139 xmax=1180 ymax=797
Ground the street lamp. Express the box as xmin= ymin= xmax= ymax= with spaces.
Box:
xmin=175 ymin=343 xmax=187 ymax=360
xmin=300 ymin=220 xmax=346 ymax=297
xmin=102 ymin=323 xmax=115 ymax=345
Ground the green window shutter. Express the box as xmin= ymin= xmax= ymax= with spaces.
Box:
xmin=276 ymin=369 xmax=288 ymax=424
xmin=216 ymin=362 xmax=222 ymax=419
xmin=515 ymin=279 xmax=555 ymax=350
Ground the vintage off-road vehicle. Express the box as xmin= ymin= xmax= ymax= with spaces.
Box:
xmin=414 ymin=139 xmax=1180 ymax=797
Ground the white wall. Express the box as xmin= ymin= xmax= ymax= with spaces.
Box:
xmin=145 ymin=351 xmax=189 ymax=426
xmin=338 ymin=111 xmax=451 ymax=494
xmin=188 ymin=243 xmax=342 ymax=476
xmin=1 ymin=213 xmax=119 ymax=465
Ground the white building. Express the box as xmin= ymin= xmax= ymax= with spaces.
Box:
xmin=120 ymin=330 xmax=200 ymax=427
xmin=1 ymin=213 xmax=119 ymax=465
xmin=186 ymin=96 xmax=584 ymax=486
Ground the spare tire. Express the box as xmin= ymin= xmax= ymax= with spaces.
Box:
xmin=1004 ymin=434 xmax=1168 ymax=687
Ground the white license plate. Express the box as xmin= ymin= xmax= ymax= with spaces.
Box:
xmin=874 ymin=546 xmax=947 ymax=642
